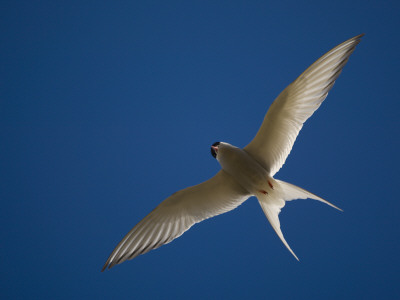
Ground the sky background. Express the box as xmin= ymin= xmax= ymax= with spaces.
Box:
xmin=1 ymin=1 xmax=399 ymax=299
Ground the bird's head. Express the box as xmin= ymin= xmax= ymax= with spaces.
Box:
xmin=210 ymin=141 xmax=236 ymax=160
xmin=210 ymin=142 xmax=220 ymax=159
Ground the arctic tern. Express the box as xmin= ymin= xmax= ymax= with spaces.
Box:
xmin=102 ymin=34 xmax=363 ymax=271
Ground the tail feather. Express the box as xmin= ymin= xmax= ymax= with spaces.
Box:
xmin=258 ymin=196 xmax=299 ymax=261
xmin=257 ymin=179 xmax=341 ymax=260
xmin=276 ymin=179 xmax=342 ymax=211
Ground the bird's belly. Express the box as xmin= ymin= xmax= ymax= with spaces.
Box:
xmin=220 ymin=149 xmax=273 ymax=195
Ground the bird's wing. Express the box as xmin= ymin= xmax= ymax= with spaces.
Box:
xmin=102 ymin=170 xmax=249 ymax=271
xmin=244 ymin=34 xmax=363 ymax=176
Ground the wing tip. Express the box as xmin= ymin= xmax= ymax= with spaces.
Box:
xmin=353 ymin=33 xmax=365 ymax=39
xmin=344 ymin=33 xmax=364 ymax=49
xmin=345 ymin=33 xmax=364 ymax=44
xmin=101 ymin=261 xmax=111 ymax=272
xmin=101 ymin=256 xmax=119 ymax=272
xmin=351 ymin=33 xmax=365 ymax=45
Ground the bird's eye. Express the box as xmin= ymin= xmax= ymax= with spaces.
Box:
xmin=210 ymin=142 xmax=220 ymax=158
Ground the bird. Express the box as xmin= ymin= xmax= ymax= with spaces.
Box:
xmin=102 ymin=34 xmax=363 ymax=271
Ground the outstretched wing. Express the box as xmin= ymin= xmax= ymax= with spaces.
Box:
xmin=102 ymin=170 xmax=249 ymax=271
xmin=245 ymin=34 xmax=363 ymax=176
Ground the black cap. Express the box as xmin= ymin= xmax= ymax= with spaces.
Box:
xmin=210 ymin=142 xmax=220 ymax=158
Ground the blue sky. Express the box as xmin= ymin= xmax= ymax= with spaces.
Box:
xmin=1 ymin=1 xmax=399 ymax=299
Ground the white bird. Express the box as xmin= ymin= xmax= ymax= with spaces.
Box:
xmin=102 ymin=34 xmax=363 ymax=271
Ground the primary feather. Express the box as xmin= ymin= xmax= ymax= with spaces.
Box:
xmin=245 ymin=34 xmax=364 ymax=175
xmin=102 ymin=171 xmax=249 ymax=271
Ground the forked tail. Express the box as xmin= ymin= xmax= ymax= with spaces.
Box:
xmin=256 ymin=180 xmax=342 ymax=260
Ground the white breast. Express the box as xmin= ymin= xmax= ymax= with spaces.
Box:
xmin=217 ymin=143 xmax=273 ymax=195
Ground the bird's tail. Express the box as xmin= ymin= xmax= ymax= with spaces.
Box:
xmin=256 ymin=179 xmax=342 ymax=260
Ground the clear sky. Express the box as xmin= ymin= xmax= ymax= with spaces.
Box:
xmin=1 ymin=1 xmax=399 ymax=299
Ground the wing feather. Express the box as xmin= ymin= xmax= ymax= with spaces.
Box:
xmin=244 ymin=34 xmax=363 ymax=176
xmin=102 ymin=170 xmax=249 ymax=271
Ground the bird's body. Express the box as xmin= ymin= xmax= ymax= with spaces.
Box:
xmin=102 ymin=34 xmax=363 ymax=271
xmin=216 ymin=142 xmax=273 ymax=196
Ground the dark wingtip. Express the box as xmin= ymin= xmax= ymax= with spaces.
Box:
xmin=352 ymin=33 xmax=365 ymax=43
xmin=101 ymin=261 xmax=112 ymax=272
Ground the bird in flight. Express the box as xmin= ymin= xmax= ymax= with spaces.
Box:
xmin=102 ymin=34 xmax=363 ymax=271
